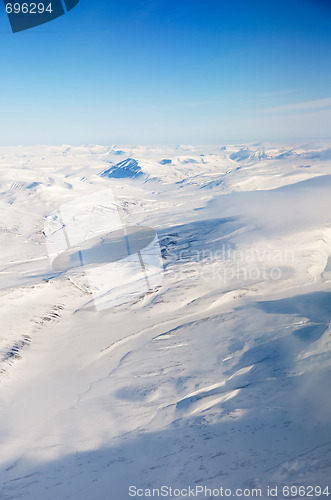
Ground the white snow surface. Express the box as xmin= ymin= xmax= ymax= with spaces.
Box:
xmin=0 ymin=143 xmax=330 ymax=499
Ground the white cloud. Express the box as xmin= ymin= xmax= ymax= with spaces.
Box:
xmin=261 ymin=97 xmax=331 ymax=114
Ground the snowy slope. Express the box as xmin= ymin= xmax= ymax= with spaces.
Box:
xmin=0 ymin=143 xmax=330 ymax=499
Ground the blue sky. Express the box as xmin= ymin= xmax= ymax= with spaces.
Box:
xmin=0 ymin=0 xmax=331 ymax=145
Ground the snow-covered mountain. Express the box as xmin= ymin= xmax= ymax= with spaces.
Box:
xmin=100 ymin=158 xmax=144 ymax=179
xmin=0 ymin=143 xmax=330 ymax=499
